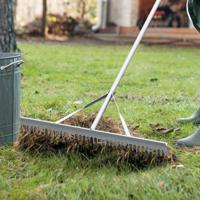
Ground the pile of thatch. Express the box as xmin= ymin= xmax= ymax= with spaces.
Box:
xmin=16 ymin=113 xmax=175 ymax=168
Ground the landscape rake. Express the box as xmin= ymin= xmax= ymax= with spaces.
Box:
xmin=19 ymin=0 xmax=170 ymax=166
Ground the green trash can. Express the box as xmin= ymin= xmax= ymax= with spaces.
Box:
xmin=0 ymin=53 xmax=23 ymax=145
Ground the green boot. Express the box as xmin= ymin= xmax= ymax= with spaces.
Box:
xmin=177 ymin=107 xmax=200 ymax=125
xmin=176 ymin=127 xmax=200 ymax=147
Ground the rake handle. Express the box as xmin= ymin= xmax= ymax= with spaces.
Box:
xmin=91 ymin=0 xmax=162 ymax=130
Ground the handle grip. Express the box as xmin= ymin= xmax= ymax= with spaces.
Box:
xmin=0 ymin=60 xmax=24 ymax=71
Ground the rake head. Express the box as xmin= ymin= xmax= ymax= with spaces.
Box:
xmin=17 ymin=117 xmax=174 ymax=168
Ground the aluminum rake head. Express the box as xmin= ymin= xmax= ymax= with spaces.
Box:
xmin=19 ymin=117 xmax=170 ymax=167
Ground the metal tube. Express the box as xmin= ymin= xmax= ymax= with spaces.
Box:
xmin=91 ymin=0 xmax=161 ymax=130
xmin=92 ymin=0 xmax=108 ymax=31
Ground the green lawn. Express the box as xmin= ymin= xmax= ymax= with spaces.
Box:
xmin=1 ymin=41 xmax=200 ymax=199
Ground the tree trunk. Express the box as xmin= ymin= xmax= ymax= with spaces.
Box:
xmin=0 ymin=0 xmax=17 ymax=52
xmin=13 ymin=0 xmax=17 ymax=26
xmin=79 ymin=0 xmax=86 ymax=19
xmin=42 ymin=0 xmax=47 ymax=37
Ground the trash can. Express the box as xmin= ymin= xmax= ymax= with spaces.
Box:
xmin=0 ymin=53 xmax=23 ymax=145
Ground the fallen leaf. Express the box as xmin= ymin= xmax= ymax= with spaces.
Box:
xmin=155 ymin=128 xmax=174 ymax=134
xmin=156 ymin=181 xmax=165 ymax=189
xmin=150 ymin=124 xmax=181 ymax=134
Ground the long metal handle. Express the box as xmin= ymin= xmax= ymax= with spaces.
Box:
xmin=91 ymin=0 xmax=161 ymax=130
xmin=0 ymin=60 xmax=24 ymax=71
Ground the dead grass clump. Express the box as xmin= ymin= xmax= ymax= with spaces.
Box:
xmin=63 ymin=113 xmax=139 ymax=135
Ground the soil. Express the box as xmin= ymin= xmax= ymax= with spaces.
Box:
xmin=17 ymin=35 xmax=110 ymax=46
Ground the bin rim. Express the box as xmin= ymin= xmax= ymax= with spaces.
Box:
xmin=0 ymin=53 xmax=21 ymax=60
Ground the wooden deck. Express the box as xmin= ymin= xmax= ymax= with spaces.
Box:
xmin=94 ymin=28 xmax=200 ymax=46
